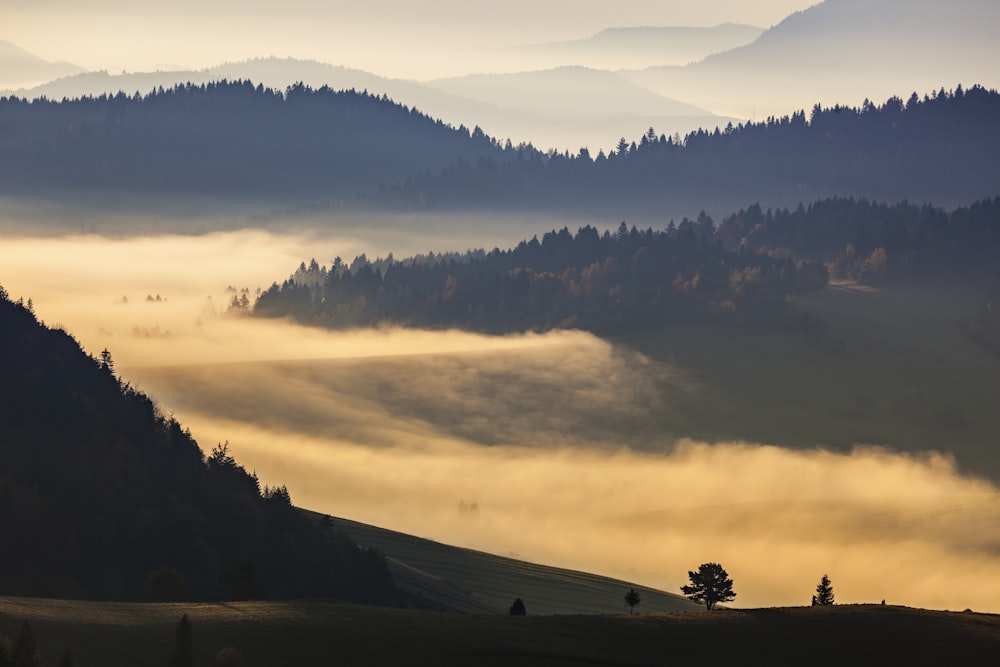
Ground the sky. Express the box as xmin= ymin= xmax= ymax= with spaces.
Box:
xmin=1 ymin=229 xmax=999 ymax=611
xmin=2 ymin=0 xmax=819 ymax=78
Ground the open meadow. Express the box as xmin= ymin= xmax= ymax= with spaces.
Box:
xmin=2 ymin=596 xmax=999 ymax=666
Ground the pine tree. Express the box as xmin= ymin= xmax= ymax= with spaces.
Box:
xmin=812 ymin=574 xmax=835 ymax=606
xmin=681 ymin=563 xmax=736 ymax=610
xmin=624 ymin=588 xmax=642 ymax=614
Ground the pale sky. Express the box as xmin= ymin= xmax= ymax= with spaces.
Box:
xmin=2 ymin=0 xmax=819 ymax=78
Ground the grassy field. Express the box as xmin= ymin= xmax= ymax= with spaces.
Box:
xmin=619 ymin=277 xmax=1000 ymax=478
xmin=325 ymin=515 xmax=701 ymax=615
xmin=2 ymin=596 xmax=998 ymax=666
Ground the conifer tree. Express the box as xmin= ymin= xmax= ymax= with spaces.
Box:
xmin=812 ymin=574 xmax=835 ymax=606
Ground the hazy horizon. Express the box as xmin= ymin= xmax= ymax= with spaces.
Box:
xmin=2 ymin=1 xmax=814 ymax=79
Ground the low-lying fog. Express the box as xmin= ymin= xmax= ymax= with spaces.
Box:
xmin=2 ymin=228 xmax=999 ymax=611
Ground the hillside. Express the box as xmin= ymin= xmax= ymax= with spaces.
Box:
xmin=327 ymin=516 xmax=700 ymax=615
xmin=7 ymin=57 xmax=725 ymax=152
xmin=0 ymin=285 xmax=395 ymax=603
xmin=373 ymin=86 xmax=1000 ymax=220
xmin=511 ymin=24 xmax=764 ymax=71
xmin=0 ymin=80 xmax=507 ymax=202
xmin=1 ymin=597 xmax=998 ymax=666
xmin=0 ymin=41 xmax=82 ymax=89
xmin=626 ymin=0 xmax=1000 ymax=118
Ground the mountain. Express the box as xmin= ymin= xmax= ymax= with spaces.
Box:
xmin=511 ymin=23 xmax=764 ymax=70
xmin=424 ymin=66 xmax=727 ymax=150
xmin=0 ymin=285 xmax=396 ymax=602
xmin=0 ymin=40 xmax=82 ymax=89
xmin=625 ymin=0 xmax=1000 ymax=119
xmin=8 ymin=57 xmax=725 ymax=152
xmin=0 ymin=80 xmax=508 ymax=202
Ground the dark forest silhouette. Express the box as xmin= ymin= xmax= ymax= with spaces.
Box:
xmin=250 ymin=197 xmax=1000 ymax=344
xmin=0 ymin=83 xmax=996 ymax=219
xmin=0 ymin=80 xmax=509 ymax=199
xmin=0 ymin=285 xmax=396 ymax=603
xmin=374 ymin=85 xmax=1000 ymax=216
xmin=251 ymin=218 xmax=829 ymax=336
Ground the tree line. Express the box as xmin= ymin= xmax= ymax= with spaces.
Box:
xmin=371 ymin=85 xmax=1000 ymax=218
xmin=0 ymin=80 xmax=509 ymax=200
xmin=250 ymin=218 xmax=829 ymax=337
xmin=0 ymin=81 xmax=995 ymax=221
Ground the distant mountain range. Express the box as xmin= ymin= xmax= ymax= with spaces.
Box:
xmin=4 ymin=57 xmax=727 ymax=153
xmin=625 ymin=0 xmax=1000 ymax=118
xmin=0 ymin=40 xmax=82 ymax=89
xmin=505 ymin=23 xmax=764 ymax=70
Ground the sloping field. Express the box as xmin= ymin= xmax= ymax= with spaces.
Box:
xmin=620 ymin=277 xmax=1000 ymax=477
xmin=326 ymin=516 xmax=700 ymax=614
xmin=1 ymin=597 xmax=998 ymax=666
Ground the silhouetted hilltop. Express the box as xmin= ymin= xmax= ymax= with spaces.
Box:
xmin=0 ymin=40 xmax=82 ymax=89
xmin=0 ymin=285 xmax=396 ymax=603
xmin=373 ymin=86 xmax=1000 ymax=218
xmin=0 ymin=79 xmax=509 ymax=200
xmin=626 ymin=0 xmax=1000 ymax=120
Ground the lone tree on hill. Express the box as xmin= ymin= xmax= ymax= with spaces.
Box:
xmin=624 ymin=588 xmax=642 ymax=614
xmin=812 ymin=574 xmax=835 ymax=606
xmin=509 ymin=597 xmax=526 ymax=615
xmin=681 ymin=562 xmax=736 ymax=610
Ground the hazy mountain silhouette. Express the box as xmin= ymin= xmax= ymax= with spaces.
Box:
xmin=8 ymin=57 xmax=724 ymax=152
xmin=425 ymin=66 xmax=725 ymax=150
xmin=0 ymin=40 xmax=83 ymax=89
xmin=625 ymin=0 xmax=1000 ymax=118
xmin=508 ymin=23 xmax=764 ymax=70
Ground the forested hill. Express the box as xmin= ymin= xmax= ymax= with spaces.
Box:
xmin=251 ymin=217 xmax=830 ymax=336
xmin=250 ymin=196 xmax=1000 ymax=342
xmin=373 ymin=85 xmax=1000 ymax=218
xmin=0 ymin=80 xmax=510 ymax=200
xmin=0 ymin=285 xmax=397 ymax=603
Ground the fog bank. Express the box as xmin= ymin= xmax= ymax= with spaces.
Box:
xmin=2 ymin=230 xmax=998 ymax=611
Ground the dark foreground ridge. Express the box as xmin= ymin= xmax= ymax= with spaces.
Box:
xmin=0 ymin=598 xmax=997 ymax=666
xmin=0 ymin=285 xmax=396 ymax=603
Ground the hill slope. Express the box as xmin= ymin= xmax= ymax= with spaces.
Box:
xmin=328 ymin=516 xmax=701 ymax=615
xmin=0 ymin=40 xmax=82 ymax=89
xmin=0 ymin=80 xmax=506 ymax=202
xmin=626 ymin=0 xmax=1000 ymax=118
xmin=0 ymin=285 xmax=395 ymax=602
xmin=7 ymin=57 xmax=724 ymax=152
xmin=512 ymin=24 xmax=764 ymax=70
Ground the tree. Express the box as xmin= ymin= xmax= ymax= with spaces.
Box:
xmin=624 ymin=588 xmax=641 ymax=614
xmin=168 ymin=614 xmax=194 ymax=667
xmin=681 ymin=562 xmax=736 ymax=610
xmin=812 ymin=574 xmax=835 ymax=606
xmin=509 ymin=597 xmax=526 ymax=615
